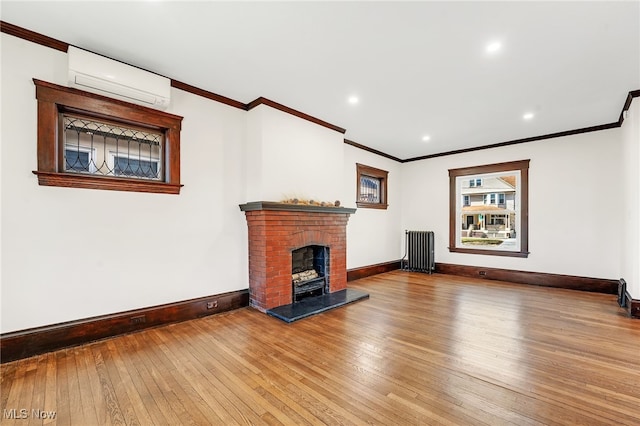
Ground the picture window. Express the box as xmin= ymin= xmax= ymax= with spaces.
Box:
xmin=449 ymin=160 xmax=529 ymax=258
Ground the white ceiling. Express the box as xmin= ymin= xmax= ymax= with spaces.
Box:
xmin=2 ymin=1 xmax=639 ymax=160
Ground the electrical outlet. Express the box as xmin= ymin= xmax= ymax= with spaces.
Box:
xmin=206 ymin=300 xmax=218 ymax=309
xmin=130 ymin=315 xmax=146 ymax=324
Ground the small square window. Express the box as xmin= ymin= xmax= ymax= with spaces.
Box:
xmin=356 ymin=163 xmax=388 ymax=209
xmin=360 ymin=175 xmax=381 ymax=203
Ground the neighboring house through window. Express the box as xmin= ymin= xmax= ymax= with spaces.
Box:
xmin=64 ymin=145 xmax=95 ymax=173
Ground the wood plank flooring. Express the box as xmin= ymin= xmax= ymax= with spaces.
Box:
xmin=1 ymin=271 xmax=639 ymax=425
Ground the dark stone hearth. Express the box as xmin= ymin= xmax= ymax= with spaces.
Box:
xmin=266 ymin=289 xmax=369 ymax=323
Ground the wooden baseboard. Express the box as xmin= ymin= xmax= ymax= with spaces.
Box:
xmin=0 ymin=289 xmax=249 ymax=363
xmin=623 ymin=290 xmax=640 ymax=319
xmin=630 ymin=298 xmax=640 ymax=319
xmin=435 ymin=263 xmax=618 ymax=294
xmin=347 ymin=260 xmax=402 ymax=281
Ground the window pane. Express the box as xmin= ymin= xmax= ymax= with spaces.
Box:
xmin=359 ymin=175 xmax=380 ymax=203
xmin=63 ymin=115 xmax=163 ymax=180
xmin=114 ymin=156 xmax=159 ymax=178
xmin=458 ymin=172 xmax=519 ymax=251
xmin=64 ymin=149 xmax=90 ymax=172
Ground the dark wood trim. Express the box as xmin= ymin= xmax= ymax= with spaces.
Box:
xmin=622 ymin=289 xmax=640 ymax=319
xmin=347 ymin=260 xmax=402 ymax=281
xmin=33 ymin=79 xmax=183 ymax=194
xmin=629 ymin=295 xmax=640 ymax=319
xmin=34 ymin=79 xmax=184 ymax=125
xmin=170 ymin=79 xmax=246 ymax=110
xmin=2 ymin=21 xmax=245 ymax=111
xmin=405 ymin=123 xmax=620 ymax=163
xmin=447 ymin=247 xmax=530 ymax=258
xmin=402 ymin=90 xmax=637 ymax=163
xmin=246 ymin=97 xmax=346 ymax=134
xmin=0 ymin=289 xmax=249 ymax=363
xmin=448 ymin=159 xmax=531 ymax=176
xmin=32 ymin=171 xmax=183 ymax=194
xmin=436 ymin=263 xmax=618 ymax=294
xmin=356 ymin=163 xmax=389 ymax=210
xmin=1 ymin=20 xmax=69 ymax=52
xmin=239 ymin=201 xmax=356 ymax=214
xmin=618 ymin=90 xmax=640 ymax=124
xmin=6 ymin=22 xmax=640 ymax=168
xmin=344 ymin=139 xmax=402 ymax=163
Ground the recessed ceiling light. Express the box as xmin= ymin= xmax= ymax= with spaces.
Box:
xmin=422 ymin=135 xmax=431 ymax=142
xmin=523 ymin=112 xmax=534 ymax=120
xmin=486 ymin=41 xmax=502 ymax=54
xmin=348 ymin=96 xmax=359 ymax=105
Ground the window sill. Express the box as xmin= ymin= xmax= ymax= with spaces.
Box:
xmin=356 ymin=202 xmax=388 ymax=210
xmin=448 ymin=246 xmax=529 ymax=258
xmin=33 ymin=171 xmax=183 ymax=194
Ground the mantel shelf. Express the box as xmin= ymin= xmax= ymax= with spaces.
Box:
xmin=239 ymin=201 xmax=356 ymax=214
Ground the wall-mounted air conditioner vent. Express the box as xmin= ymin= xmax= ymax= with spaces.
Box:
xmin=68 ymin=46 xmax=170 ymax=110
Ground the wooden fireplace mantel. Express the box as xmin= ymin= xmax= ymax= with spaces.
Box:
xmin=239 ymin=201 xmax=356 ymax=215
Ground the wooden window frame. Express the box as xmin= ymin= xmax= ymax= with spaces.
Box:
xmin=449 ymin=160 xmax=529 ymax=258
xmin=32 ymin=79 xmax=183 ymax=194
xmin=356 ymin=163 xmax=388 ymax=210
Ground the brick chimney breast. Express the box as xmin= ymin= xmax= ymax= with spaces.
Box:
xmin=239 ymin=202 xmax=356 ymax=311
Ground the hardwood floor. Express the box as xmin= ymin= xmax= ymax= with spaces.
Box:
xmin=2 ymin=271 xmax=639 ymax=425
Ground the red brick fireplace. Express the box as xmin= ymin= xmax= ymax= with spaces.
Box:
xmin=239 ymin=201 xmax=356 ymax=312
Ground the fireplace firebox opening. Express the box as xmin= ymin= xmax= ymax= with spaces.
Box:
xmin=292 ymin=245 xmax=330 ymax=302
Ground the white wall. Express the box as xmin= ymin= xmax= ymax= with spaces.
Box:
xmin=243 ymin=106 xmax=403 ymax=269
xmin=245 ymin=104 xmax=344 ymax=203
xmin=1 ymin=32 xmax=635 ymax=334
xmin=1 ymin=34 xmax=249 ymax=333
xmin=0 ymin=33 xmax=397 ymax=334
xmin=621 ymin=100 xmax=640 ymax=299
xmin=343 ymin=145 xmax=403 ymax=269
xmin=401 ymin=129 xmax=624 ymax=280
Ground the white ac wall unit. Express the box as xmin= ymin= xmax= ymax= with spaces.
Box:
xmin=68 ymin=46 xmax=170 ymax=110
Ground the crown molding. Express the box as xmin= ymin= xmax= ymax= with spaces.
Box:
xmin=402 ymin=121 xmax=621 ymax=163
xmin=3 ymin=21 xmax=638 ymax=164
xmin=1 ymin=20 xmax=68 ymax=52
xmin=344 ymin=139 xmax=402 ymax=163
xmin=246 ymin=97 xmax=346 ymax=134
xmin=170 ymin=79 xmax=246 ymax=110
